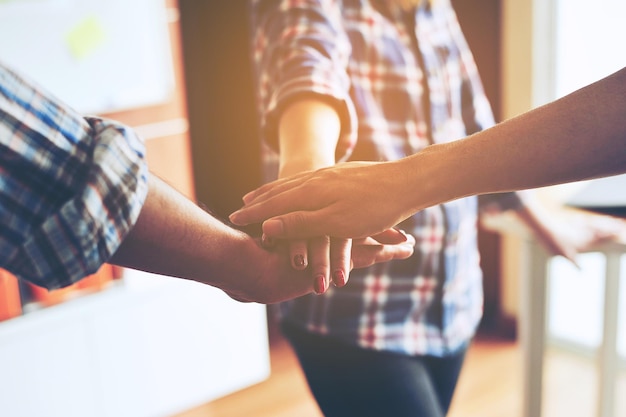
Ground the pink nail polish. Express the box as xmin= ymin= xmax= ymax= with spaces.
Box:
xmin=393 ymin=227 xmax=409 ymax=242
xmin=314 ymin=275 xmax=327 ymax=294
xmin=333 ymin=270 xmax=346 ymax=287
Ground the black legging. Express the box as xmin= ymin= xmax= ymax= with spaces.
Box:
xmin=282 ymin=322 xmax=468 ymax=417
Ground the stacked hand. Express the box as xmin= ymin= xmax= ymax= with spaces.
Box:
xmin=230 ymin=160 xmax=417 ymax=241
xmin=223 ymin=229 xmax=415 ymax=303
xmin=245 ymin=158 xmax=416 ymax=295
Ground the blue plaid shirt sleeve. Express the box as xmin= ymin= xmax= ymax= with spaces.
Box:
xmin=0 ymin=63 xmax=148 ymax=290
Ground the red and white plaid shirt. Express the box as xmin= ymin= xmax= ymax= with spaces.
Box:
xmin=251 ymin=0 xmax=520 ymax=356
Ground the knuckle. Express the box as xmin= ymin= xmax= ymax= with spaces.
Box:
xmin=287 ymin=212 xmax=311 ymax=235
xmin=311 ymin=259 xmax=330 ymax=276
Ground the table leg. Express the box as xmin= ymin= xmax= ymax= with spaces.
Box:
xmin=520 ymin=240 xmax=550 ymax=417
xmin=597 ymin=251 xmax=621 ymax=417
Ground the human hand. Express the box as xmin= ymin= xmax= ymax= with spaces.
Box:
xmin=222 ymin=231 xmax=415 ymax=304
xmin=270 ymin=161 xmax=356 ymax=295
xmin=273 ymin=226 xmax=413 ymax=294
xmin=513 ymin=198 xmax=626 ymax=265
xmin=349 ymin=228 xmax=415 ymax=268
xmin=229 ymin=160 xmax=415 ymax=240
xmin=283 ymin=235 xmax=352 ymax=294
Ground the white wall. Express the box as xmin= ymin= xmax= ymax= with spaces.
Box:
xmin=0 ymin=272 xmax=270 ymax=417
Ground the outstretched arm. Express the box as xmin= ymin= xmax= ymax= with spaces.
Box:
xmin=0 ymin=61 xmax=413 ymax=303
xmin=230 ymin=67 xmax=626 ymax=239
xmin=110 ymin=174 xmax=415 ymax=304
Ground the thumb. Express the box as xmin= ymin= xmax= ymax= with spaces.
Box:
xmin=370 ymin=228 xmax=410 ymax=245
xmin=261 ymin=212 xmax=319 ymax=239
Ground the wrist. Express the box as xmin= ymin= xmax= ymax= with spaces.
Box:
xmin=401 ymin=143 xmax=470 ymax=213
xmin=401 ymin=146 xmax=441 ymax=212
xmin=193 ymin=223 xmax=248 ymax=277
xmin=279 ymin=157 xmax=334 ymax=178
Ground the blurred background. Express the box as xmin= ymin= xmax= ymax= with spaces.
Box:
xmin=0 ymin=1 xmax=624 ymax=416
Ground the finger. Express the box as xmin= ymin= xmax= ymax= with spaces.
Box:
xmin=350 ymin=243 xmax=414 ymax=269
xmin=354 ymin=233 xmax=415 ymax=248
xmin=330 ymin=238 xmax=351 ymax=287
xmin=370 ymin=228 xmax=410 ymax=245
xmin=241 ymin=172 xmax=311 ymax=205
xmin=261 ymin=206 xmax=368 ymax=240
xmin=261 ymin=211 xmax=324 ymax=239
xmin=260 ymin=233 xmax=277 ymax=250
xmin=540 ymin=237 xmax=580 ymax=269
xmin=289 ymin=240 xmax=308 ymax=270
xmin=308 ymin=235 xmax=331 ymax=294
xmin=230 ymin=191 xmax=316 ymax=227
xmin=374 ymin=243 xmax=414 ymax=264
xmin=352 ymin=236 xmax=378 ymax=246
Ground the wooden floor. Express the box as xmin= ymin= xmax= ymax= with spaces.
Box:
xmin=174 ymin=331 xmax=625 ymax=417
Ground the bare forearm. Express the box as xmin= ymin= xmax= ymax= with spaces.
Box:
xmin=227 ymin=70 xmax=626 ymax=241
xmin=407 ymin=67 xmax=626 ymax=210
xmin=109 ymin=174 xmax=255 ymax=287
xmin=278 ymin=97 xmax=341 ymax=174
xmin=109 ymin=172 xmax=416 ymax=303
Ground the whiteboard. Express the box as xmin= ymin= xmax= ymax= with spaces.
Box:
xmin=0 ymin=0 xmax=175 ymax=114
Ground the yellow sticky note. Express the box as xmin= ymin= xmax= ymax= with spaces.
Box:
xmin=66 ymin=15 xmax=106 ymax=60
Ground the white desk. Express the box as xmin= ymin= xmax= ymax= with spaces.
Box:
xmin=519 ymin=240 xmax=626 ymax=417
xmin=517 ymin=239 xmax=625 ymax=417
xmin=483 ymin=207 xmax=626 ymax=417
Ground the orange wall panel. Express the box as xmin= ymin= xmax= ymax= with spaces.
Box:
xmin=0 ymin=269 xmax=21 ymax=321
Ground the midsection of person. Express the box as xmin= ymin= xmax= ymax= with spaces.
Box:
xmin=251 ymin=1 xmax=505 ymax=415
xmin=252 ymin=0 xmax=498 ymax=357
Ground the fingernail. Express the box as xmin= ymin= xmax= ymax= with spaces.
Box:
xmin=294 ymin=254 xmax=306 ymax=268
xmin=263 ymin=219 xmax=284 ymax=236
xmin=242 ymin=192 xmax=253 ymax=204
xmin=393 ymin=227 xmax=408 ymax=242
xmin=314 ymin=275 xmax=327 ymax=294
xmin=332 ymin=270 xmax=345 ymax=287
